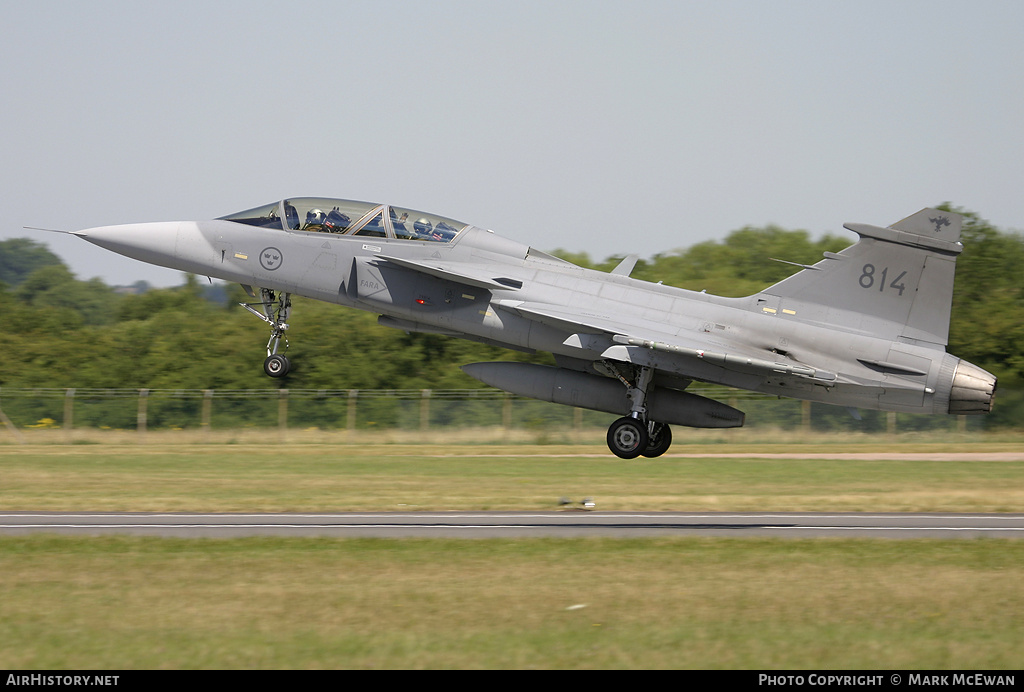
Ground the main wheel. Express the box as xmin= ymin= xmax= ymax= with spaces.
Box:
xmin=607 ymin=417 xmax=649 ymax=459
xmin=641 ymin=423 xmax=672 ymax=458
xmin=263 ymin=353 xmax=291 ymax=378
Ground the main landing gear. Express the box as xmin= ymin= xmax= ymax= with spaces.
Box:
xmin=604 ymin=365 xmax=673 ymax=459
xmin=240 ymin=288 xmax=292 ymax=378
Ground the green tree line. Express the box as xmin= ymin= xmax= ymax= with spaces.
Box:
xmin=3 ymin=203 xmax=1021 ymax=426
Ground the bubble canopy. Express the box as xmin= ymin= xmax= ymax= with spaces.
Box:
xmin=219 ymin=198 xmax=469 ymax=243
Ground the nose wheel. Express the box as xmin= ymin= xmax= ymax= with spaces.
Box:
xmin=263 ymin=353 xmax=291 ymax=378
xmin=240 ymin=288 xmax=293 ymax=378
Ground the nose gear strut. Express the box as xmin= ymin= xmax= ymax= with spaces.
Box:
xmin=240 ymin=288 xmax=292 ymax=377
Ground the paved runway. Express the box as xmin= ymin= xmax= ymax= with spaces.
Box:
xmin=2 ymin=511 xmax=1023 ymax=538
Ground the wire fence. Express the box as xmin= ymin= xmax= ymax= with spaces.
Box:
xmin=0 ymin=385 xmax=990 ymax=441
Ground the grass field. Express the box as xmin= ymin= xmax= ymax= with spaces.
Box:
xmin=2 ymin=536 xmax=1023 ymax=669
xmin=1 ymin=434 xmax=1023 ymax=669
xmin=2 ymin=434 xmax=1023 ymax=512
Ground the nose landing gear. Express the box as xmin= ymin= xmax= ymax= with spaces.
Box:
xmin=240 ymin=288 xmax=292 ymax=378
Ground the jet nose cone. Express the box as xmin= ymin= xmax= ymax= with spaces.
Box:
xmin=75 ymin=222 xmax=184 ymax=266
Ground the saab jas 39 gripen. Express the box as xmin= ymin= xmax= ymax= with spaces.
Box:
xmin=70 ymin=198 xmax=996 ymax=458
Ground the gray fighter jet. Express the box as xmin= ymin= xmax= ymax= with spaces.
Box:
xmin=73 ymin=198 xmax=996 ymax=457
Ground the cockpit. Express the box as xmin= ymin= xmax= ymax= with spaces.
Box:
xmin=219 ymin=198 xmax=468 ymax=243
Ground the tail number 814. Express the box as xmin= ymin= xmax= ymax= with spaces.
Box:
xmin=859 ymin=264 xmax=907 ymax=296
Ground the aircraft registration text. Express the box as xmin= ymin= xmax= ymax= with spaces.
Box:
xmin=859 ymin=264 xmax=907 ymax=296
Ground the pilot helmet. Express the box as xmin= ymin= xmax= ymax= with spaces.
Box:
xmin=324 ymin=207 xmax=350 ymax=232
xmin=306 ymin=209 xmax=325 ymax=225
xmin=414 ymin=218 xmax=433 ymax=235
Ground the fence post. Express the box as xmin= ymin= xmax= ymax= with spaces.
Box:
xmin=420 ymin=389 xmax=431 ymax=432
xmin=64 ymin=388 xmax=75 ymax=442
xmin=801 ymin=399 xmax=811 ymax=433
xmin=138 ymin=388 xmax=149 ymax=441
xmin=887 ymin=411 xmax=897 ymax=435
xmin=503 ymin=392 xmax=512 ymax=432
xmin=347 ymin=390 xmax=358 ymax=433
xmin=0 ymin=388 xmax=25 ymax=444
xmin=279 ymin=388 xmax=288 ymax=441
xmin=202 ymin=389 xmax=213 ymax=440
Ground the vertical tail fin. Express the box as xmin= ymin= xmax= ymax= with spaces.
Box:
xmin=762 ymin=208 xmax=963 ymax=346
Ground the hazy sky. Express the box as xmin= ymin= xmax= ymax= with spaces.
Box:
xmin=2 ymin=0 xmax=1022 ymax=287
